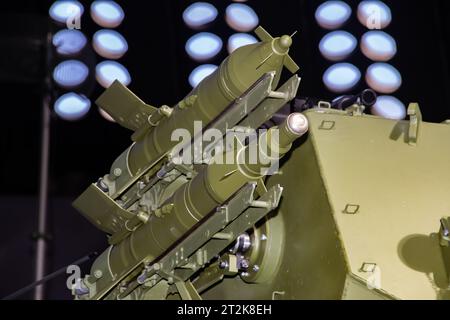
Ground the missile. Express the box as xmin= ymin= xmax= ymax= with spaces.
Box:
xmin=96 ymin=26 xmax=298 ymax=191
xmin=74 ymin=27 xmax=300 ymax=234
xmin=123 ymin=27 xmax=298 ymax=176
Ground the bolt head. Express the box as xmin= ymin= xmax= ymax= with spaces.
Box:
xmin=114 ymin=168 xmax=122 ymax=177
xmin=94 ymin=270 xmax=103 ymax=279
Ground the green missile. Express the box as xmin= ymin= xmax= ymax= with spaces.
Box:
xmin=74 ymin=27 xmax=300 ymax=235
xmin=90 ymin=113 xmax=309 ymax=289
xmin=96 ymin=26 xmax=299 ymax=189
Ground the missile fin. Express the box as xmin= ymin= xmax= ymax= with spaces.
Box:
xmin=96 ymin=80 xmax=157 ymax=131
xmin=254 ymin=26 xmax=273 ymax=42
xmin=284 ymin=55 xmax=300 ymax=74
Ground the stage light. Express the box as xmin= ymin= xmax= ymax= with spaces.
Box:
xmin=98 ymin=108 xmax=116 ymax=122
xmin=371 ymin=95 xmax=406 ymax=120
xmin=188 ymin=64 xmax=217 ymax=88
xmin=90 ymin=1 xmax=125 ymax=28
xmin=93 ymin=29 xmax=128 ymax=60
xmin=49 ymin=1 xmax=84 ymax=24
xmin=52 ymin=60 xmax=89 ymax=89
xmin=96 ymin=61 xmax=131 ymax=88
xmin=361 ymin=31 xmax=397 ymax=61
xmin=52 ymin=29 xmax=87 ymax=56
xmin=357 ymin=1 xmax=392 ymax=30
xmin=54 ymin=92 xmax=91 ymax=121
xmin=183 ymin=2 xmax=218 ymax=30
xmin=225 ymin=3 xmax=259 ymax=32
xmin=227 ymin=33 xmax=257 ymax=53
xmin=319 ymin=31 xmax=357 ymax=61
xmin=323 ymin=63 xmax=361 ymax=93
xmin=366 ymin=63 xmax=402 ymax=93
xmin=315 ymin=1 xmax=352 ymax=30
xmin=185 ymin=32 xmax=223 ymax=61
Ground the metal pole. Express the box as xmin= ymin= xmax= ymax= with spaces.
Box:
xmin=34 ymin=94 xmax=51 ymax=300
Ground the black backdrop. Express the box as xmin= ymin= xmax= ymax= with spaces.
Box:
xmin=1 ymin=0 xmax=450 ymax=299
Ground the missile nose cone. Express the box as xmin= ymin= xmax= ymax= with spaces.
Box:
xmin=287 ymin=113 xmax=309 ymax=136
xmin=273 ymin=35 xmax=293 ymax=55
xmin=279 ymin=35 xmax=293 ymax=50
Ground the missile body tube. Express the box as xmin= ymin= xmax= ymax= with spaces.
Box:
xmin=106 ymin=114 xmax=309 ymax=278
xmin=123 ymin=36 xmax=294 ymax=176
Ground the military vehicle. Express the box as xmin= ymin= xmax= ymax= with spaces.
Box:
xmin=72 ymin=27 xmax=450 ymax=300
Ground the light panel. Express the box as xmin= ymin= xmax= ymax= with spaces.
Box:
xmin=53 ymin=60 xmax=89 ymax=89
xmin=54 ymin=92 xmax=91 ymax=121
xmin=96 ymin=60 xmax=131 ymax=88
xmin=183 ymin=2 xmax=218 ymax=29
xmin=52 ymin=29 xmax=87 ymax=56
xmin=185 ymin=32 xmax=223 ymax=61
xmin=225 ymin=3 xmax=259 ymax=32
xmin=361 ymin=31 xmax=397 ymax=61
xmin=319 ymin=31 xmax=357 ymax=61
xmin=189 ymin=64 xmax=218 ymax=88
xmin=323 ymin=63 xmax=361 ymax=93
xmin=315 ymin=1 xmax=352 ymax=30
xmin=366 ymin=63 xmax=402 ymax=93
xmin=90 ymin=1 xmax=125 ymax=28
xmin=371 ymin=95 xmax=406 ymax=120
xmin=93 ymin=29 xmax=128 ymax=60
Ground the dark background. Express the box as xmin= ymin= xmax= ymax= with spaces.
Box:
xmin=0 ymin=0 xmax=449 ymax=299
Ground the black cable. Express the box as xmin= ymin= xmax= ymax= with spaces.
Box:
xmin=2 ymin=252 xmax=98 ymax=301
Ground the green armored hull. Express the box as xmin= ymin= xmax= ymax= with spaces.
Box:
xmin=202 ymin=109 xmax=450 ymax=300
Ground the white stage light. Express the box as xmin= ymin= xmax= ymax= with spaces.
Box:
xmin=361 ymin=31 xmax=397 ymax=61
xmin=96 ymin=61 xmax=131 ymax=88
xmin=315 ymin=1 xmax=352 ymax=30
xmin=189 ymin=64 xmax=217 ymax=88
xmin=366 ymin=63 xmax=402 ymax=93
xmin=186 ymin=32 xmax=223 ymax=61
xmin=93 ymin=29 xmax=128 ymax=60
xmin=225 ymin=3 xmax=259 ymax=32
xmin=53 ymin=60 xmax=89 ymax=89
xmin=323 ymin=63 xmax=361 ymax=93
xmin=183 ymin=2 xmax=218 ymax=29
xmin=319 ymin=31 xmax=357 ymax=61
xmin=227 ymin=33 xmax=258 ymax=53
xmin=49 ymin=1 xmax=84 ymax=24
xmin=90 ymin=1 xmax=125 ymax=28
xmin=358 ymin=1 xmax=392 ymax=30
xmin=371 ymin=95 xmax=406 ymax=120
xmin=52 ymin=29 xmax=87 ymax=56
xmin=54 ymin=92 xmax=91 ymax=121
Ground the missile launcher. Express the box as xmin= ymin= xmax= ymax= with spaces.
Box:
xmin=72 ymin=27 xmax=450 ymax=300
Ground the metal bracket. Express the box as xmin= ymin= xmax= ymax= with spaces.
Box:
xmin=126 ymin=183 xmax=283 ymax=299
xmin=407 ymin=103 xmax=422 ymax=146
xmin=175 ymin=280 xmax=202 ymax=300
xmin=240 ymin=75 xmax=301 ymax=130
